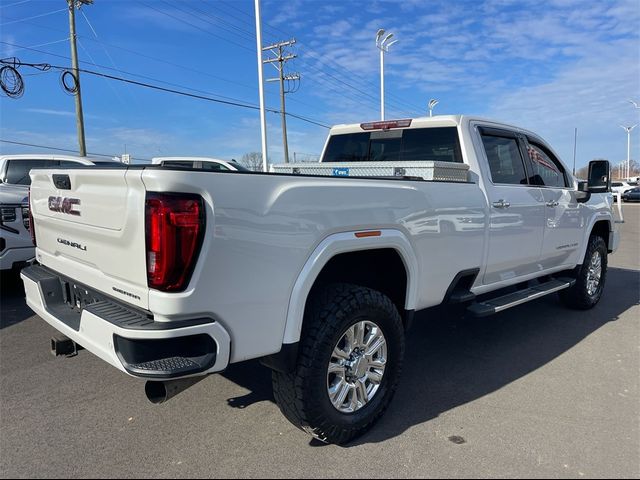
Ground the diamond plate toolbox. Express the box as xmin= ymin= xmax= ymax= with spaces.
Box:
xmin=270 ymin=161 xmax=469 ymax=182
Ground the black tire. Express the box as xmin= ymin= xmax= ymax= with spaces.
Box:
xmin=559 ymin=235 xmax=608 ymax=309
xmin=272 ymin=283 xmax=405 ymax=444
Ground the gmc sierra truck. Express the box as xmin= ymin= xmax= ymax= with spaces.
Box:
xmin=21 ymin=115 xmax=619 ymax=444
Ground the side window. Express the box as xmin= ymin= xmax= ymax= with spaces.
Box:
xmin=526 ymin=142 xmax=567 ymax=188
xmin=480 ymin=134 xmax=528 ymax=185
xmin=161 ymin=161 xmax=195 ymax=168
xmin=201 ymin=162 xmax=230 ymax=171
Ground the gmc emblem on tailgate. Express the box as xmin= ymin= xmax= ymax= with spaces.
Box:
xmin=48 ymin=196 xmax=81 ymax=216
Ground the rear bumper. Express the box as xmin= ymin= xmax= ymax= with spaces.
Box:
xmin=21 ymin=265 xmax=231 ymax=379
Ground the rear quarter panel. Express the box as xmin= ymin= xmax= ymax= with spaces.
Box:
xmin=142 ymin=169 xmax=487 ymax=363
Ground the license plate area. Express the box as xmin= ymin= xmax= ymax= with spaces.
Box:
xmin=60 ymin=280 xmax=102 ymax=311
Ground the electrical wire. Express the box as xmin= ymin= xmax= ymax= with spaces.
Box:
xmin=0 ymin=139 xmax=151 ymax=160
xmin=0 ymin=0 xmax=31 ymax=8
xmin=0 ymin=57 xmax=331 ymax=129
xmin=0 ymin=8 xmax=67 ymax=27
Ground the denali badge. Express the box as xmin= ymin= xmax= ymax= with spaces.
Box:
xmin=48 ymin=196 xmax=81 ymax=216
xmin=57 ymin=237 xmax=87 ymax=251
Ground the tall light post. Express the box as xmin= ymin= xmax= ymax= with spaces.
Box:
xmin=428 ymin=99 xmax=439 ymax=117
xmin=376 ymin=29 xmax=397 ymax=120
xmin=620 ymin=124 xmax=637 ymax=180
xmin=254 ymin=0 xmax=268 ymax=172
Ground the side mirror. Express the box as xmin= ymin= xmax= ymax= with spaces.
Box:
xmin=576 ymin=181 xmax=591 ymax=203
xmin=587 ymin=160 xmax=611 ymax=193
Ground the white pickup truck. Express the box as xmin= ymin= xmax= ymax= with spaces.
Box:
xmin=21 ymin=115 xmax=619 ymax=444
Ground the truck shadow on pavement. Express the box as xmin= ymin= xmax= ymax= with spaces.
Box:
xmin=0 ymin=270 xmax=31 ymax=330
xmin=221 ymin=266 xmax=639 ymax=446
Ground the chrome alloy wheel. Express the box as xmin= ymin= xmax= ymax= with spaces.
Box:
xmin=586 ymin=250 xmax=602 ymax=296
xmin=327 ymin=320 xmax=387 ymax=414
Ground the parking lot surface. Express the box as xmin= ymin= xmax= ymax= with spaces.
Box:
xmin=1 ymin=205 xmax=638 ymax=479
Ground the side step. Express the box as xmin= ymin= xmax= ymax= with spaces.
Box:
xmin=468 ymin=278 xmax=575 ymax=317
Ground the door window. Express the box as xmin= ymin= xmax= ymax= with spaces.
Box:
xmin=480 ymin=135 xmax=528 ymax=185
xmin=526 ymin=142 xmax=567 ymax=188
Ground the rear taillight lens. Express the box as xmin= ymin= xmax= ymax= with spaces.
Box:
xmin=28 ymin=190 xmax=36 ymax=246
xmin=145 ymin=193 xmax=205 ymax=292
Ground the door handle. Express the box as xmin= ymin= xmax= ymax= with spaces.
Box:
xmin=492 ymin=199 xmax=510 ymax=209
xmin=546 ymin=201 xmax=559 ymax=207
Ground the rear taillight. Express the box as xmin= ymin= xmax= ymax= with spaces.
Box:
xmin=28 ymin=190 xmax=36 ymax=246
xmin=145 ymin=193 xmax=205 ymax=292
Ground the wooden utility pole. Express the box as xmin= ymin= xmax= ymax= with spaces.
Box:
xmin=67 ymin=0 xmax=91 ymax=156
xmin=263 ymin=39 xmax=299 ymax=163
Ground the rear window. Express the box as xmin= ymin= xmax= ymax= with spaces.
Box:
xmin=322 ymin=127 xmax=463 ymax=163
xmin=3 ymin=159 xmax=69 ymax=186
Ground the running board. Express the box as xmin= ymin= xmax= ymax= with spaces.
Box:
xmin=468 ymin=278 xmax=575 ymax=317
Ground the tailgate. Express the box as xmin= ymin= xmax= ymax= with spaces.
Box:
xmin=29 ymin=167 xmax=149 ymax=309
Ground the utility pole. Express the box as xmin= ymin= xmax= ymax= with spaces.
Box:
xmin=254 ymin=0 xmax=268 ymax=172
xmin=67 ymin=0 xmax=91 ymax=157
xmin=263 ymin=39 xmax=299 ymax=163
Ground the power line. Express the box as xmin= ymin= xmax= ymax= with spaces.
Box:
xmin=0 ymin=138 xmax=148 ymax=160
xmin=1 ymin=57 xmax=331 ymax=129
xmin=139 ymin=1 xmax=254 ymax=54
xmin=0 ymin=0 xmax=31 ymax=8
xmin=151 ymin=0 xmax=414 ymax=117
xmin=0 ymin=41 xmax=265 ymax=104
xmin=216 ymin=0 xmax=423 ymax=115
xmin=1 ymin=9 xmax=413 ymax=117
xmin=0 ymin=8 xmax=66 ymax=27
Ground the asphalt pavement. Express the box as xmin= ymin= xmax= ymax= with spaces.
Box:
xmin=1 ymin=205 xmax=638 ymax=478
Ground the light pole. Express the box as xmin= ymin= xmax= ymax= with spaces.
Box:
xmin=620 ymin=124 xmax=637 ymax=180
xmin=428 ymin=99 xmax=438 ymax=117
xmin=376 ymin=29 xmax=397 ymax=120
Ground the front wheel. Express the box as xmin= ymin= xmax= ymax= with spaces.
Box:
xmin=559 ymin=235 xmax=608 ymax=309
xmin=272 ymin=283 xmax=405 ymax=444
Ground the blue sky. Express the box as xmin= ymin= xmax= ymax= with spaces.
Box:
xmin=0 ymin=0 xmax=638 ymax=170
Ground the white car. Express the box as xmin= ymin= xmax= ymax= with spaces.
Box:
xmin=151 ymin=156 xmax=249 ymax=172
xmin=611 ymin=181 xmax=632 ymax=194
xmin=0 ymin=154 xmax=118 ymax=271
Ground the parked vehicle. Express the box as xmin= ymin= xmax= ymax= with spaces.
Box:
xmin=611 ymin=181 xmax=632 ymax=195
xmin=622 ymin=187 xmax=640 ymax=202
xmin=151 ymin=156 xmax=249 ymax=172
xmin=21 ymin=116 xmax=619 ymax=444
xmin=0 ymin=154 xmax=118 ymax=271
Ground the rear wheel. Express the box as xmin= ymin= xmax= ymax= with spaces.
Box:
xmin=559 ymin=235 xmax=608 ymax=309
xmin=272 ymin=283 xmax=405 ymax=444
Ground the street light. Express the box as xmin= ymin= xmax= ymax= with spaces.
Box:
xmin=619 ymin=124 xmax=637 ymax=180
xmin=428 ymin=99 xmax=439 ymax=117
xmin=376 ymin=29 xmax=397 ymax=120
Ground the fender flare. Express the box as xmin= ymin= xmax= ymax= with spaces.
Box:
xmin=281 ymin=229 xmax=419 ymax=345
xmin=577 ymin=214 xmax=612 ymax=264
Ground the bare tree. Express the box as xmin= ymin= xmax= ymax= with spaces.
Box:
xmin=239 ymin=152 xmax=263 ymax=172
